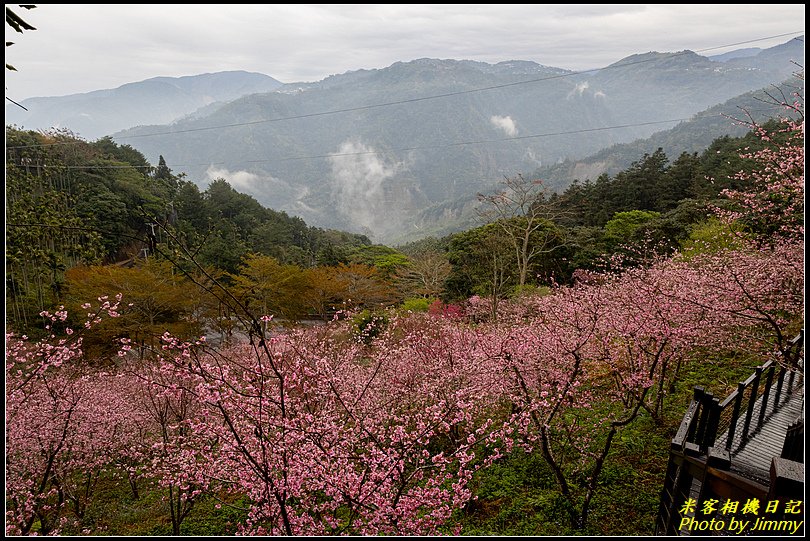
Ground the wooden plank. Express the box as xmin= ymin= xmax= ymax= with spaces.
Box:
xmin=714 ymin=366 xmax=804 ymax=481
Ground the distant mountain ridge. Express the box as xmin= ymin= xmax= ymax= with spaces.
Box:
xmin=709 ymin=48 xmax=761 ymax=62
xmin=4 ymin=71 xmax=283 ymax=139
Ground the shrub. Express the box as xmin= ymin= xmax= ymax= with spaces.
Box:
xmin=401 ymin=297 xmax=434 ymax=312
xmin=351 ymin=309 xmax=389 ymax=344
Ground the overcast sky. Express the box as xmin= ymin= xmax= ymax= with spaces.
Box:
xmin=5 ymin=4 xmax=805 ymax=101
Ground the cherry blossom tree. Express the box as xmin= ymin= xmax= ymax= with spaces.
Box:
xmin=151 ymin=314 xmax=513 ymax=535
xmin=717 ymin=118 xmax=804 ymax=243
xmin=6 ymin=298 xmax=137 ymax=535
xmin=127 ymin=359 xmax=211 ymax=535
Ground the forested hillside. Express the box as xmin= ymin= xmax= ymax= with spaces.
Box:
xmin=6 ymin=127 xmax=377 ymax=334
xmin=6 ymin=113 xmax=800 ymax=337
xmin=408 ymin=75 xmax=805 ymax=242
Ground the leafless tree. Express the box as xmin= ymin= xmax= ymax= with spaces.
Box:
xmin=477 ymin=174 xmax=571 ymax=287
xmin=395 ymin=250 xmax=451 ymax=298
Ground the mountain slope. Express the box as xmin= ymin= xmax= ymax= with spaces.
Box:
xmin=4 ymin=71 xmax=283 ymax=139
xmin=106 ymin=38 xmax=801 ymax=241
xmin=709 ymin=48 xmax=761 ymax=62
xmin=405 ymin=75 xmax=804 ymax=243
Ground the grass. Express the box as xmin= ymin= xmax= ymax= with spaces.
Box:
xmin=55 ymin=474 xmax=247 ymax=536
xmin=455 ymin=347 xmax=769 ymax=536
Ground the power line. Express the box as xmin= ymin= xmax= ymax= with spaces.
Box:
xmin=110 ymin=32 xmax=808 ymax=141
xmin=6 ymin=106 xmax=790 ymax=171
xmin=6 ymin=96 xmax=28 ymax=111
xmin=5 ymin=31 xmax=804 ymax=150
xmin=692 ymin=33 xmax=803 ymax=54
xmin=0 ymin=118 xmax=707 ymax=169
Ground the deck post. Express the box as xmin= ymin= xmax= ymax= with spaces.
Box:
xmin=757 ymin=364 xmax=775 ymax=428
xmin=725 ymin=382 xmax=745 ymax=451
xmin=741 ymin=367 xmax=762 ymax=442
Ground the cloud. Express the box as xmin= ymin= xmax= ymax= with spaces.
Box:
xmin=594 ymin=90 xmax=606 ymax=99
xmin=567 ymin=81 xmax=590 ymax=99
xmin=206 ymin=165 xmax=261 ymax=191
xmin=205 ymin=165 xmax=303 ymax=207
xmin=329 ymin=140 xmax=402 ymax=233
xmin=490 ymin=115 xmax=518 ymax=137
xmin=523 ymin=148 xmax=542 ymax=166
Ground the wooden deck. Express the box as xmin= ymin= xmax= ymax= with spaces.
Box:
xmin=715 ymin=377 xmax=803 ymax=481
xmin=656 ymin=332 xmax=804 ymax=536
xmin=674 ymin=376 xmax=803 ymax=536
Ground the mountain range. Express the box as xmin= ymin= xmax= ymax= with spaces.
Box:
xmin=5 ymin=71 xmax=283 ymax=139
xmin=5 ymin=37 xmax=804 ymax=243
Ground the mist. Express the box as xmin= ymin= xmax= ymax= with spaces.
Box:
xmin=329 ymin=140 xmax=402 ymax=235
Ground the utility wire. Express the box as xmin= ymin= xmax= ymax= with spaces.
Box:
xmin=108 ymin=33 xmax=810 ymax=141
xmin=6 ymin=96 xmax=28 ymax=111
xmin=5 ymin=31 xmax=803 ymax=150
xmin=5 ymin=106 xmax=791 ymax=171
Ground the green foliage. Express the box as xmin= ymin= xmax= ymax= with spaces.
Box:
xmin=4 ymin=127 xmax=376 ymax=333
xmin=400 ymin=297 xmax=435 ymax=312
xmin=56 ymin=472 xmax=247 ymax=536
xmin=462 ymin=451 xmax=577 ymax=535
xmin=678 ymin=218 xmax=745 ymax=259
xmin=604 ymin=210 xmax=661 ymax=243
xmin=172 ymin=177 xmax=369 ymax=270
xmin=396 ymin=236 xmax=449 ymax=257
xmin=351 ymin=309 xmax=389 ymax=345
xmin=348 ymin=244 xmax=410 ymax=278
xmin=512 ymin=284 xmax=551 ymax=298
xmin=535 ymin=125 xmax=795 ymax=280
xmin=92 ymin=137 xmax=152 ymax=170
xmin=174 ymin=497 xmax=247 ymax=536
xmin=445 ymin=222 xmax=516 ymax=301
xmin=552 ymin=125 xmax=786 ymax=231
xmin=5 ymin=139 xmax=107 ymax=333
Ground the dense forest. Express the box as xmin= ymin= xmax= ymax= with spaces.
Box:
xmin=4 ymin=107 xmax=804 ymax=535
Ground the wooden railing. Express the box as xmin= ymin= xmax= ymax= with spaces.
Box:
xmin=674 ymin=331 xmax=803 ymax=456
xmin=656 ymin=331 xmax=804 ymax=535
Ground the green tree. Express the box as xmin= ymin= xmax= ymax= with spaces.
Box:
xmin=604 ymin=210 xmax=661 ymax=244
xmin=611 ymin=148 xmax=669 ymax=212
xmin=446 ymin=223 xmax=515 ymax=319
xmin=659 ymin=152 xmax=699 ymax=210
xmin=229 ymin=254 xmax=309 ymax=322
xmin=349 ymin=245 xmax=410 ymax=279
xmin=195 ymin=220 xmax=249 ymax=274
xmin=6 ymin=167 xmax=104 ymax=333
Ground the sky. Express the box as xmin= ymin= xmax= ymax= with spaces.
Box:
xmin=4 ymin=4 xmax=805 ymax=101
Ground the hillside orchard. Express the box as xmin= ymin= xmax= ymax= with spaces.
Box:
xmin=5 ymin=116 xmax=803 ymax=534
